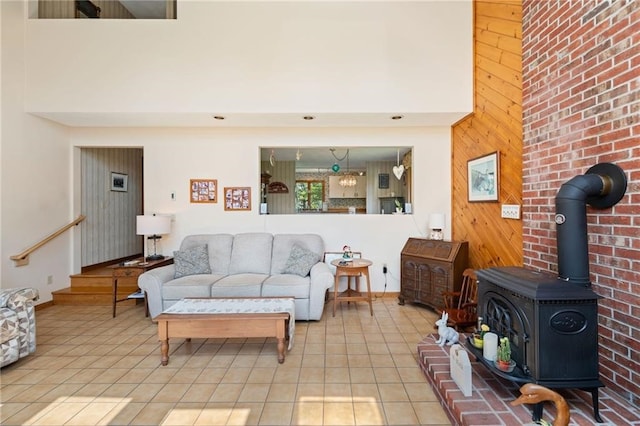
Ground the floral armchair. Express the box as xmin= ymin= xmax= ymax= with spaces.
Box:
xmin=1 ymin=288 xmax=39 ymax=367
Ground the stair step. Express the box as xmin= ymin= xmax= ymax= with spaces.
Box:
xmin=52 ymin=285 xmax=139 ymax=306
xmin=57 ymin=260 xmax=145 ymax=306
xmin=69 ymin=274 xmax=113 ymax=288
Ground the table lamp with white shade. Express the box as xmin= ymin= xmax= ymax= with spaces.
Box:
xmin=428 ymin=213 xmax=446 ymax=240
xmin=136 ymin=215 xmax=171 ymax=261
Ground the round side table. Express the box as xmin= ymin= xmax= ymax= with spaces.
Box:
xmin=330 ymin=258 xmax=374 ymax=317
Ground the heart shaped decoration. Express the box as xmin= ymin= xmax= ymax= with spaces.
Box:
xmin=393 ymin=165 xmax=405 ymax=180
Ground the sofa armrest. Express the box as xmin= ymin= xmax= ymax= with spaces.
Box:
xmin=310 ymin=262 xmax=334 ymax=290
xmin=1 ymin=288 xmax=39 ymax=356
xmin=307 ymin=262 xmax=335 ymax=320
xmin=138 ymin=265 xmax=176 ymax=319
xmin=0 ymin=288 xmax=39 ymax=308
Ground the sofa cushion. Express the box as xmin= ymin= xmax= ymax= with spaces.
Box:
xmin=282 ymin=244 xmax=320 ymax=277
xmin=173 ymin=244 xmax=211 ymax=278
xmin=262 ymin=274 xmax=311 ymax=299
xmin=162 ymin=274 xmax=224 ymax=299
xmin=228 ymin=233 xmax=273 ymax=275
xmin=271 ymin=234 xmax=324 ymax=274
xmin=210 ymin=274 xmax=266 ymax=297
xmin=180 ymin=234 xmax=234 ymax=275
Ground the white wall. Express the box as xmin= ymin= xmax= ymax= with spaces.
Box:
xmin=2 ymin=0 xmax=465 ymax=304
xmin=1 ymin=1 xmax=75 ymax=302
xmin=24 ymin=1 xmax=472 ymax=122
xmin=71 ymin=126 xmax=452 ymax=293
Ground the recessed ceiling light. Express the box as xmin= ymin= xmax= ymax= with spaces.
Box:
xmin=303 ymin=116 xmax=315 ymax=120
xmin=391 ymin=115 xmax=404 ymax=120
xmin=213 ymin=115 xmax=225 ymax=120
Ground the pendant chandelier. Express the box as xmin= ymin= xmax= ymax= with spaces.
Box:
xmin=339 ymin=149 xmax=357 ymax=187
xmin=339 ymin=174 xmax=357 ymax=187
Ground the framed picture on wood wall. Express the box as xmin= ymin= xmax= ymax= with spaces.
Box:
xmin=190 ymin=179 xmax=217 ymax=203
xmin=224 ymin=187 xmax=251 ymax=211
xmin=468 ymin=151 xmax=499 ymax=202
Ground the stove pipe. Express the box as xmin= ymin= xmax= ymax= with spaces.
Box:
xmin=555 ymin=163 xmax=627 ymax=286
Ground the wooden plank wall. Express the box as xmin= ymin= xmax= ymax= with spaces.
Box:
xmin=451 ymin=0 xmax=523 ymax=269
xmin=263 ymin=161 xmax=297 ymax=215
xmin=81 ymin=148 xmax=143 ymax=267
xmin=38 ymin=0 xmax=134 ymax=19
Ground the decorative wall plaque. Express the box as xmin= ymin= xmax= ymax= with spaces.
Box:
xmin=268 ymin=181 xmax=289 ymax=194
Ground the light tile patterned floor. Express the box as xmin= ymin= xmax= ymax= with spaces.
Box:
xmin=0 ymin=298 xmax=451 ymax=425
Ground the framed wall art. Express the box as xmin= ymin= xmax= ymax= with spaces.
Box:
xmin=224 ymin=187 xmax=251 ymax=211
xmin=378 ymin=173 xmax=390 ymax=189
xmin=190 ymin=179 xmax=217 ymax=203
xmin=468 ymin=151 xmax=499 ymax=202
xmin=111 ymin=172 xmax=128 ymax=192
xmin=267 ymin=181 xmax=289 ymax=194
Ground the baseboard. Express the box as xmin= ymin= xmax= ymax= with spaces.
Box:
xmin=372 ymin=291 xmax=399 ymax=299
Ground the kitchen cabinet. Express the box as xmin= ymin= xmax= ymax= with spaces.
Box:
xmin=398 ymin=238 xmax=468 ymax=310
xmin=329 ymin=176 xmax=366 ymax=198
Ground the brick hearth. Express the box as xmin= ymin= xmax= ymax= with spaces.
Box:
xmin=417 ymin=334 xmax=640 ymax=426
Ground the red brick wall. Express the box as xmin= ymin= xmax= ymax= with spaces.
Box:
xmin=522 ymin=0 xmax=639 ymax=402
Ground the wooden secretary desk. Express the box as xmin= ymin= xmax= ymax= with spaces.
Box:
xmin=398 ymin=238 xmax=469 ymax=310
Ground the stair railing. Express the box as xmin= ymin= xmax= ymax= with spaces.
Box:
xmin=10 ymin=215 xmax=86 ymax=266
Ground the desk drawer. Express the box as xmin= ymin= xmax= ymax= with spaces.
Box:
xmin=113 ymin=268 xmax=143 ymax=278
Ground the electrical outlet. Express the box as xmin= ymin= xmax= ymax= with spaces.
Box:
xmin=47 ymin=275 xmax=53 ymax=285
xmin=383 ymin=263 xmax=388 ymax=274
xmin=501 ymin=204 xmax=521 ymax=219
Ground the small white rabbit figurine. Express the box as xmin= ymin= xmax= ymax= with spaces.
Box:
xmin=435 ymin=312 xmax=459 ymax=347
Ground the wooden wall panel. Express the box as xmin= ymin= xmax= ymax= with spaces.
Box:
xmin=38 ymin=0 xmax=134 ymax=19
xmin=366 ymin=161 xmax=406 ymax=214
xmin=451 ymin=0 xmax=523 ymax=269
xmin=81 ymin=148 xmax=143 ymax=267
xmin=38 ymin=1 xmax=74 ymax=18
xmin=264 ymin=161 xmax=296 ymax=214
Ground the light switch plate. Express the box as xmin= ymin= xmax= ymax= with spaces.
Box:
xmin=501 ymin=204 xmax=520 ymax=219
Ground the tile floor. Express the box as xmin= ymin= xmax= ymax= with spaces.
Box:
xmin=0 ymin=298 xmax=452 ymax=425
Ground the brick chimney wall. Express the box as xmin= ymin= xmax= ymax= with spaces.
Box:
xmin=522 ymin=0 xmax=639 ymax=403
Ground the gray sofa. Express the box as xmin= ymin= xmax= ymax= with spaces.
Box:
xmin=139 ymin=233 xmax=334 ymax=320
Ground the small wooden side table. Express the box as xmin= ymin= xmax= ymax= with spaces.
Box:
xmin=109 ymin=257 xmax=173 ymax=318
xmin=330 ymin=258 xmax=374 ymax=317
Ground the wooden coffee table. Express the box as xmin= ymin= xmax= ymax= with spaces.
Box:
xmin=155 ymin=297 xmax=294 ymax=365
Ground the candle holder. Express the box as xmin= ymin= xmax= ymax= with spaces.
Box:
xmin=483 ymin=332 xmax=498 ymax=361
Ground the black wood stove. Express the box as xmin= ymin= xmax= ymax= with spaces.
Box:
xmin=474 ymin=163 xmax=627 ymax=423
xmin=477 ymin=266 xmax=603 ymax=420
